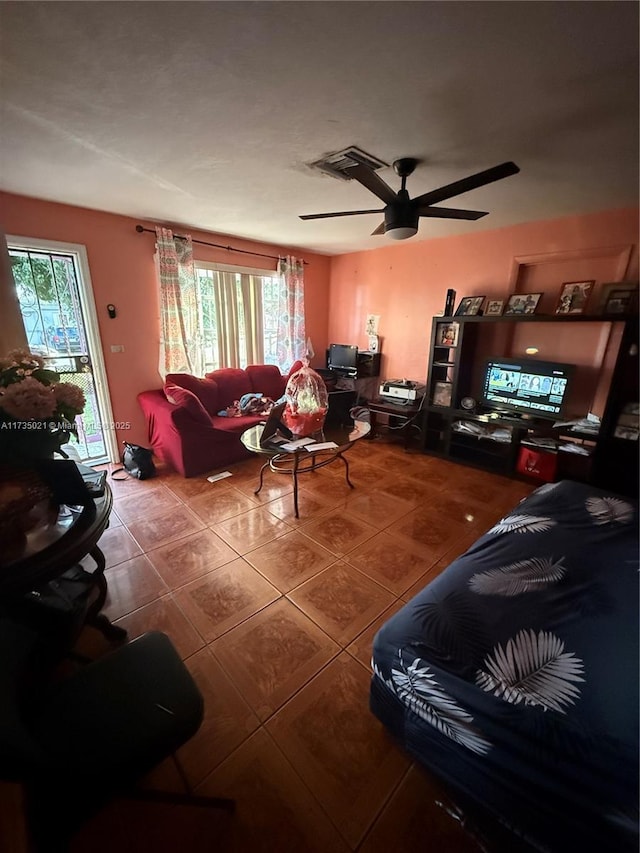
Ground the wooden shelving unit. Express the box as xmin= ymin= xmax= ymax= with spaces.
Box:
xmin=422 ymin=312 xmax=639 ymax=496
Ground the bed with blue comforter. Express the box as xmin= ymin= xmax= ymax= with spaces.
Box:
xmin=370 ymin=480 xmax=639 ymax=852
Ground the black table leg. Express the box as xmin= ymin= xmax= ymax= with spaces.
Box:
xmin=292 ymin=453 xmax=300 ymax=518
xmin=85 ymin=545 xmax=127 ymax=642
xmin=255 ymin=460 xmax=270 ymax=495
xmin=89 ymin=612 xmax=128 ymax=642
xmin=337 ymin=452 xmax=355 ymax=488
xmin=368 ymin=410 xmax=378 ymax=439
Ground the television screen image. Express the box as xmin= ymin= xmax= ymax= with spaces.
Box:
xmin=328 ymin=343 xmax=358 ymax=373
xmin=481 ymin=357 xmax=574 ymax=419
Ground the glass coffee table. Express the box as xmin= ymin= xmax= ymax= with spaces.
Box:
xmin=240 ymin=420 xmax=371 ymax=518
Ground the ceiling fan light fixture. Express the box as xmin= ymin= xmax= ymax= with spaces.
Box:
xmin=386 ymin=225 xmax=418 ymax=240
xmin=300 ymin=157 xmax=519 ymax=239
xmin=384 ymin=202 xmax=418 ymax=240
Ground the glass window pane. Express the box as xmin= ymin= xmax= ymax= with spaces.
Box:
xmin=193 ymin=266 xmax=282 ymax=370
xmin=197 ymin=268 xmax=220 ymax=372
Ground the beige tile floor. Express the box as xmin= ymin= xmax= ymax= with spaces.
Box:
xmin=71 ymin=436 xmax=535 ymax=853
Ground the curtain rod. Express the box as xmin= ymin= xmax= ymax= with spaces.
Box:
xmin=135 ymin=225 xmax=308 ymax=265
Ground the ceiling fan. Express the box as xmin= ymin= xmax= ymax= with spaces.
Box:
xmin=300 ymin=158 xmax=520 ymax=240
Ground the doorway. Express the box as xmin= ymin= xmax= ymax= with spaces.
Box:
xmin=7 ymin=236 xmax=117 ymax=465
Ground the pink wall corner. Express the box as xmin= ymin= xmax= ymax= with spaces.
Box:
xmin=0 ymin=192 xmax=331 ymax=456
xmin=328 ymin=207 xmax=639 ymax=385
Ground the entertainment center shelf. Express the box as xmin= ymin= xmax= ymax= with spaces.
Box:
xmin=424 ymin=408 xmax=596 ymax=477
xmin=430 ymin=312 xmax=633 ymax=324
xmin=423 ymin=312 xmax=639 ymax=495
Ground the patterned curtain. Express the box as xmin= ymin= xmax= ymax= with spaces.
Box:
xmin=155 ymin=227 xmax=202 ymax=378
xmin=276 ymin=255 xmax=306 ymax=370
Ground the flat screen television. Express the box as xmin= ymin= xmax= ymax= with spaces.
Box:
xmin=328 ymin=343 xmax=358 ymax=374
xmin=481 ymin=357 xmax=574 ymax=420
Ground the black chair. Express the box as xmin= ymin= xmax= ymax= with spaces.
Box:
xmin=0 ymin=621 xmax=234 ymax=850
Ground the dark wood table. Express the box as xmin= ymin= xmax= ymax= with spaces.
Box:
xmin=241 ymin=420 xmax=370 ymax=517
xmin=0 ymin=481 xmax=126 ymax=641
xmin=367 ymin=396 xmax=425 ymax=449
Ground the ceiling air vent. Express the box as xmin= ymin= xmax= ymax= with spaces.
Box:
xmin=309 ymin=147 xmax=388 ymax=181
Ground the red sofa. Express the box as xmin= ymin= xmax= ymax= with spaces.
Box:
xmin=138 ymin=362 xmax=302 ymax=477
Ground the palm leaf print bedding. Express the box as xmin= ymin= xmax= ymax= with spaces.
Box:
xmin=370 ymin=480 xmax=638 ymax=853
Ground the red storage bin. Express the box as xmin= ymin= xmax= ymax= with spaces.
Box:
xmin=516 ymin=446 xmax=558 ymax=482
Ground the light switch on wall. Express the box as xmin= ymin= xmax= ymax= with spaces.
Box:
xmin=110 ymin=345 xmax=125 ymax=353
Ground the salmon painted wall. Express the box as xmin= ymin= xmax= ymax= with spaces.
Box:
xmin=0 ymin=191 xmax=331 ymax=454
xmin=328 ymin=208 xmax=639 ymax=395
xmin=1 ymin=191 xmax=636 ymax=458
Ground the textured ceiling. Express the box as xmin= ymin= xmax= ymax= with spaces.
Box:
xmin=0 ymin=1 xmax=638 ymax=255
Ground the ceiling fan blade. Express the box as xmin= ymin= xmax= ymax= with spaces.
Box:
xmin=342 ymin=162 xmax=398 ymax=205
xmin=299 ymin=208 xmax=384 ymax=221
xmin=417 ymin=206 xmax=489 ymax=221
xmin=412 ymin=161 xmax=520 ymax=207
xmin=371 ymin=221 xmax=386 ymax=235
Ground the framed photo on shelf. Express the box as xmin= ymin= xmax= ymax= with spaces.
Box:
xmin=598 ymin=281 xmax=638 ymax=313
xmin=485 ymin=299 xmax=504 ymax=317
xmin=432 ymin=381 xmax=453 ymax=407
xmin=454 ymin=296 xmax=485 ymax=316
xmin=436 ymin=322 xmax=459 ymax=347
xmin=604 ymin=289 xmax=636 ymax=315
xmin=555 ymin=280 xmax=595 ymax=315
xmin=603 ymin=287 xmax=638 ymax=315
xmin=504 ymin=293 xmax=542 ymax=315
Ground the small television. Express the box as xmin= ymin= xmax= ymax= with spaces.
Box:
xmin=481 ymin=357 xmax=574 ymax=420
xmin=328 ymin=343 xmax=358 ymax=374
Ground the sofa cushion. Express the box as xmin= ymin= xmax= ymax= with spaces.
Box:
xmin=205 ymin=368 xmax=252 ymax=409
xmin=163 ymin=383 xmax=211 ymax=426
xmin=246 ymin=364 xmax=287 ymax=400
xmin=166 ymin=373 xmax=219 ymax=416
xmin=211 ymin=413 xmax=266 ymax=433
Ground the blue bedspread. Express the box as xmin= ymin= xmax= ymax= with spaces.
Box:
xmin=370 ymin=480 xmax=639 ymax=852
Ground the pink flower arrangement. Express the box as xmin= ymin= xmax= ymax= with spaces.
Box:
xmin=0 ymin=348 xmax=44 ymax=372
xmin=0 ymin=350 xmax=86 ymax=459
xmin=1 ymin=376 xmax=58 ymax=420
xmin=52 ymin=381 xmax=86 ymax=415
